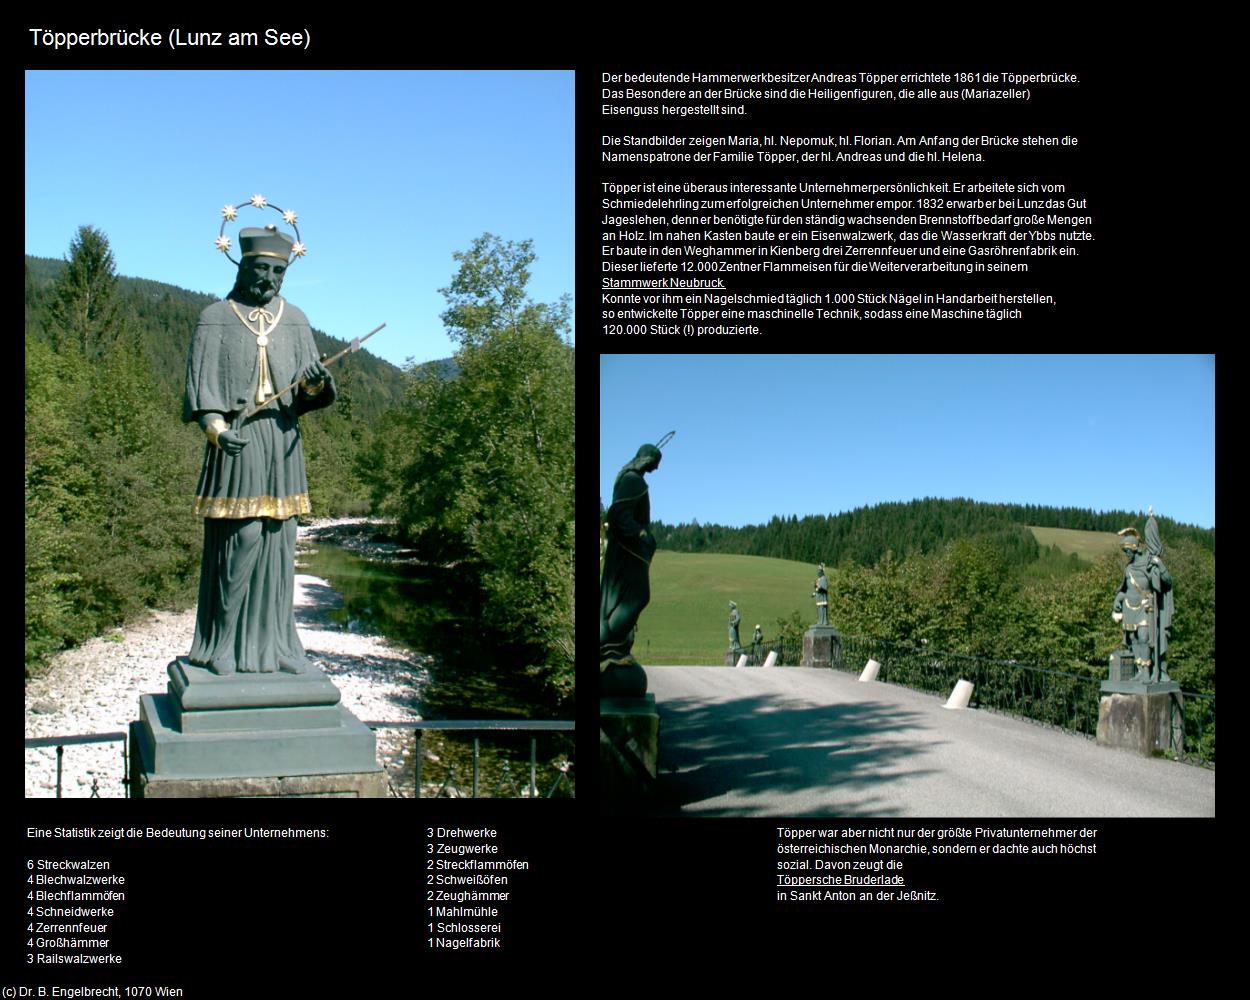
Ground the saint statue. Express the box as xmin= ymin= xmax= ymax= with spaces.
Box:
xmin=183 ymin=210 xmax=334 ymax=675
xmin=728 ymin=602 xmax=742 ymax=652
xmin=813 ymin=562 xmax=829 ymax=627
xmin=1112 ymin=509 xmax=1173 ymax=683
xmin=600 ymin=440 xmax=667 ymax=697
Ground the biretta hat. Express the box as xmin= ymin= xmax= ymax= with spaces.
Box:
xmin=240 ymin=225 xmax=294 ymax=261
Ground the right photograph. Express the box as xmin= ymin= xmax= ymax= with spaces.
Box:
xmin=599 ymin=354 xmax=1214 ymax=818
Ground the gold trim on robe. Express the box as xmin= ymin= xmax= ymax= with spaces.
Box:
xmin=193 ymin=493 xmax=311 ymax=519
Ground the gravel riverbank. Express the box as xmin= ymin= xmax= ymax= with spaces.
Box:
xmin=24 ymin=519 xmax=428 ymax=798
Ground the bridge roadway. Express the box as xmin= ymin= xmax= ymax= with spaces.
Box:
xmin=644 ymin=666 xmax=1215 ymax=817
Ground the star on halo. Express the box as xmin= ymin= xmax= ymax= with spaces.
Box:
xmin=283 ymin=209 xmax=298 ymax=225
xmin=250 ymin=194 xmax=267 ymax=209
xmin=215 ymin=236 xmax=232 ymax=253
xmin=291 ymin=242 xmax=307 ymax=258
xmin=222 ymin=204 xmax=238 ymax=221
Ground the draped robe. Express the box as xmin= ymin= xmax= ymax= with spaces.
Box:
xmin=183 ymin=296 xmax=335 ymax=674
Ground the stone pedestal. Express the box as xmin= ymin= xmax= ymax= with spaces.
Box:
xmin=130 ymin=658 xmax=385 ymax=798
xmin=600 ymin=695 xmax=659 ymax=805
xmin=1097 ymin=681 xmax=1183 ymax=758
xmin=801 ymin=626 xmax=840 ymax=667
xmin=724 ymin=648 xmax=743 ymax=666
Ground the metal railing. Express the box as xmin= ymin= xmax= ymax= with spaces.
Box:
xmin=748 ymin=632 xmax=1214 ymax=767
xmin=836 ymin=634 xmax=1102 ymax=735
xmin=365 ymin=720 xmax=576 ymax=799
xmin=25 ymin=721 xmax=575 ymax=798
xmin=1177 ymin=693 xmax=1215 ymax=766
xmin=24 ymin=732 xmax=128 ymax=798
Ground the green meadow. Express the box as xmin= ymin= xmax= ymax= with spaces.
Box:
xmin=1027 ymin=525 xmax=1122 ymax=561
xmin=620 ymin=527 xmax=1126 ymax=663
xmin=629 ymin=551 xmax=816 ymax=664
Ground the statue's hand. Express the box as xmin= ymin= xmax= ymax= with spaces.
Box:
xmin=299 ymin=361 xmax=330 ymax=391
xmin=1111 ymin=611 xmax=1123 ymax=623
xmin=217 ymin=429 xmax=249 ymax=456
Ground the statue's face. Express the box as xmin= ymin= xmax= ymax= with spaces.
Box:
xmin=235 ymin=257 xmax=287 ymax=304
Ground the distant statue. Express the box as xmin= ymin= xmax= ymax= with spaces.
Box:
xmin=752 ymin=624 xmax=763 ymax=647
xmin=1112 ymin=508 xmax=1173 ymax=683
xmin=728 ymin=602 xmax=742 ymax=652
xmin=600 ymin=440 xmax=667 ymax=697
xmin=813 ymin=562 xmax=829 ymax=626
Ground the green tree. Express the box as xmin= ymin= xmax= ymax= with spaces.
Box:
xmin=25 ymin=228 xmax=205 ymax=673
xmin=370 ymin=235 xmax=574 ymax=703
xmin=47 ymin=225 xmax=123 ymax=358
xmin=25 ymin=335 xmax=92 ymax=667
xmin=1160 ymin=536 xmax=1215 ymax=693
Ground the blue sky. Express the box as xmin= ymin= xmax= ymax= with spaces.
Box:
xmin=600 ymin=355 xmax=1216 ymax=529
xmin=25 ymin=70 xmax=573 ymax=368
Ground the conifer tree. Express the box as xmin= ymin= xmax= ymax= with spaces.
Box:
xmin=47 ymin=225 xmax=123 ymax=358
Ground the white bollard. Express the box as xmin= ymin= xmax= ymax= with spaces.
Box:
xmin=736 ymin=654 xmax=749 ymax=668
xmin=943 ymin=679 xmax=974 ymax=710
xmin=762 ymin=650 xmax=778 ymax=668
xmin=859 ymin=658 xmax=881 ymax=682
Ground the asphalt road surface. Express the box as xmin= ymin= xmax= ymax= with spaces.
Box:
xmin=645 ymin=666 xmax=1215 ymax=817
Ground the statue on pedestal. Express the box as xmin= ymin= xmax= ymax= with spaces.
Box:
xmin=1112 ymin=508 xmax=1173 ymax=683
xmin=728 ymin=602 xmax=742 ymax=653
xmin=812 ymin=562 xmax=829 ymax=627
xmin=600 ymin=435 xmax=671 ymax=697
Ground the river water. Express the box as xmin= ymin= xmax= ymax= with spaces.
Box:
xmin=296 ymin=523 xmax=574 ymax=797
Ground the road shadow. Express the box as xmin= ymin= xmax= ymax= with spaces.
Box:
xmin=646 ymin=692 xmax=937 ymax=818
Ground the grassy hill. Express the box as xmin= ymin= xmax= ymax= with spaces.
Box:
xmin=1027 ymin=525 xmax=1122 ymax=561
xmin=632 ymin=551 xmax=816 ymax=664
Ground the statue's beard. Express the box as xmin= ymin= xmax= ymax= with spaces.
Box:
xmin=235 ymin=279 xmax=279 ymax=305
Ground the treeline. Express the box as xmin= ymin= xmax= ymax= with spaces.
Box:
xmin=24 ymin=227 xmax=410 ymax=672
xmin=653 ymin=497 xmax=1215 ymax=568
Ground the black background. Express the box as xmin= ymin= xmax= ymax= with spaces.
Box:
xmin=21 ymin=21 xmax=1220 ymax=986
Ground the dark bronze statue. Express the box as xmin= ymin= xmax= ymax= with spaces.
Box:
xmin=1112 ymin=508 xmax=1173 ymax=683
xmin=184 ymin=217 xmax=334 ymax=675
xmin=813 ymin=562 xmax=829 ymax=627
xmin=728 ymin=602 xmax=742 ymax=653
xmin=600 ymin=441 xmax=667 ymax=697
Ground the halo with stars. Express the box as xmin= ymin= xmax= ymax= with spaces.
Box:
xmin=215 ymin=194 xmax=306 ymax=266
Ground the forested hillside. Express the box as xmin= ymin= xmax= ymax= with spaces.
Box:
xmin=653 ymin=497 xmax=1214 ymax=568
xmin=25 ymin=254 xmax=410 ymax=424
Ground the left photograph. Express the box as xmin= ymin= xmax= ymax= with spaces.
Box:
xmin=25 ymin=70 xmax=575 ymax=798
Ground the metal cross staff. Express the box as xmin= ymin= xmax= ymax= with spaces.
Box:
xmin=242 ymin=322 xmax=386 ymax=420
